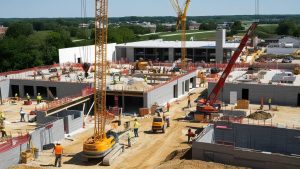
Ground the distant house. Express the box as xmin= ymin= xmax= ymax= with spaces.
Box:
xmin=78 ymin=23 xmax=89 ymax=28
xmin=216 ymin=22 xmax=233 ymax=30
xmin=135 ymin=22 xmax=157 ymax=33
xmin=189 ymin=21 xmax=201 ymax=30
xmin=0 ymin=25 xmax=8 ymax=38
xmin=161 ymin=23 xmax=177 ymax=31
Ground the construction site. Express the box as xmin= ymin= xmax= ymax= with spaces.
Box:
xmin=1 ymin=0 xmax=300 ymax=169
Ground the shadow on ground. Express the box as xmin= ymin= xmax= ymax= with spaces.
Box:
xmin=144 ymin=130 xmax=164 ymax=135
xmin=63 ymin=152 xmax=103 ymax=166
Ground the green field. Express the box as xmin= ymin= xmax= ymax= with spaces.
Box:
xmin=140 ymin=30 xmax=216 ymax=41
xmin=161 ymin=31 xmax=216 ymax=41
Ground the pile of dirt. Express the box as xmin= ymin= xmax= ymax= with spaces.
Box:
xmin=247 ymin=111 xmax=272 ymax=120
xmin=163 ymin=149 xmax=191 ymax=162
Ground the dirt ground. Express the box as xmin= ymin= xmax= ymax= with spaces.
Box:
xmin=10 ymin=83 xmax=300 ymax=169
xmin=11 ymin=86 xmax=245 ymax=169
xmin=241 ymin=104 xmax=300 ymax=128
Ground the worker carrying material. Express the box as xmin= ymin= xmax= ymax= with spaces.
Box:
xmin=53 ymin=142 xmax=63 ymax=167
xmin=19 ymin=107 xmax=26 ymax=122
xmin=133 ymin=119 xmax=141 ymax=137
xmin=36 ymin=93 xmax=42 ymax=104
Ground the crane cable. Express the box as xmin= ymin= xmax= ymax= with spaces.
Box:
xmin=79 ymin=0 xmax=89 ymax=63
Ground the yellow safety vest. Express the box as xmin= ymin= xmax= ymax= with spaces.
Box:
xmin=134 ymin=122 xmax=140 ymax=129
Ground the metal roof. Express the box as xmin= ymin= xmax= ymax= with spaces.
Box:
xmin=116 ymin=39 xmax=239 ymax=49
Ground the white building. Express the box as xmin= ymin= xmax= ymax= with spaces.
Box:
xmin=59 ymin=43 xmax=116 ymax=64
xmin=116 ymin=29 xmax=239 ymax=63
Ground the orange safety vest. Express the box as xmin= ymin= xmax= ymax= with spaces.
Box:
xmin=55 ymin=145 xmax=63 ymax=155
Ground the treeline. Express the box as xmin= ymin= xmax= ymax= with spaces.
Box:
xmin=0 ymin=21 xmax=73 ymax=72
xmin=0 ymin=20 xmax=152 ymax=72
xmin=108 ymin=15 xmax=300 ymax=24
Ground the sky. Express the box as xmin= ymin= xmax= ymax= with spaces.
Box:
xmin=0 ymin=0 xmax=300 ymax=18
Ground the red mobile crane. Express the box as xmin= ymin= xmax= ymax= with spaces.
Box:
xmin=197 ymin=22 xmax=258 ymax=114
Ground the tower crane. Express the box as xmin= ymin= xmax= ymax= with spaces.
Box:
xmin=169 ymin=0 xmax=191 ymax=69
xmin=197 ymin=22 xmax=258 ymax=115
xmin=82 ymin=0 xmax=124 ymax=165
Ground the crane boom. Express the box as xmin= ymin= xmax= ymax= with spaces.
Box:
xmin=206 ymin=22 xmax=258 ymax=106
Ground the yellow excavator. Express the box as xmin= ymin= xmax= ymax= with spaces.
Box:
xmin=82 ymin=0 xmax=124 ymax=165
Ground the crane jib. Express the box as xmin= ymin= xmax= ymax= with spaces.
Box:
xmin=206 ymin=22 xmax=258 ymax=106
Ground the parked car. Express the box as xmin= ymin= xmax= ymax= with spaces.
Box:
xmin=282 ymin=57 xmax=293 ymax=63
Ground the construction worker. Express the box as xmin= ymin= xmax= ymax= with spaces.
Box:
xmin=26 ymin=93 xmax=31 ymax=101
xmin=187 ymin=128 xmax=193 ymax=143
xmin=118 ymin=73 xmax=121 ymax=81
xmin=1 ymin=128 xmax=7 ymax=137
xmin=133 ymin=119 xmax=140 ymax=137
xmin=37 ymin=93 xmax=42 ymax=104
xmin=53 ymin=142 xmax=63 ymax=167
xmin=144 ymin=75 xmax=147 ymax=83
xmin=187 ymin=94 xmax=191 ymax=108
xmin=268 ymin=97 xmax=272 ymax=110
xmin=19 ymin=107 xmax=26 ymax=122
xmin=14 ymin=93 xmax=18 ymax=101
xmin=165 ymin=115 xmax=170 ymax=127
xmin=127 ymin=130 xmax=133 ymax=147
xmin=166 ymin=102 xmax=170 ymax=112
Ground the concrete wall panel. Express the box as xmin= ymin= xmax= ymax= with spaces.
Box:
xmin=208 ymin=82 xmax=300 ymax=106
xmin=10 ymin=79 xmax=90 ymax=99
xmin=0 ymin=142 xmax=28 ymax=169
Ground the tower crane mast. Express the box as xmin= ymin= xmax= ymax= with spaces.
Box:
xmin=169 ymin=0 xmax=191 ymax=69
xmin=82 ymin=0 xmax=124 ymax=165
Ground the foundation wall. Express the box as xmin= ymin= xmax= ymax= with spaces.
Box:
xmin=192 ymin=142 xmax=300 ymax=169
xmin=55 ymin=110 xmax=83 ymax=134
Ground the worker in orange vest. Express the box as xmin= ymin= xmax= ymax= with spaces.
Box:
xmin=53 ymin=142 xmax=63 ymax=167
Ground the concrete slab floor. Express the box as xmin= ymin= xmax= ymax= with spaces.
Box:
xmin=0 ymin=100 xmax=40 ymax=136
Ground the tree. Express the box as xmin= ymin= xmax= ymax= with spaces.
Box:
xmin=230 ymin=21 xmax=244 ymax=35
xmin=199 ymin=22 xmax=216 ymax=30
xmin=6 ymin=22 xmax=33 ymax=38
xmin=277 ymin=20 xmax=296 ymax=36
